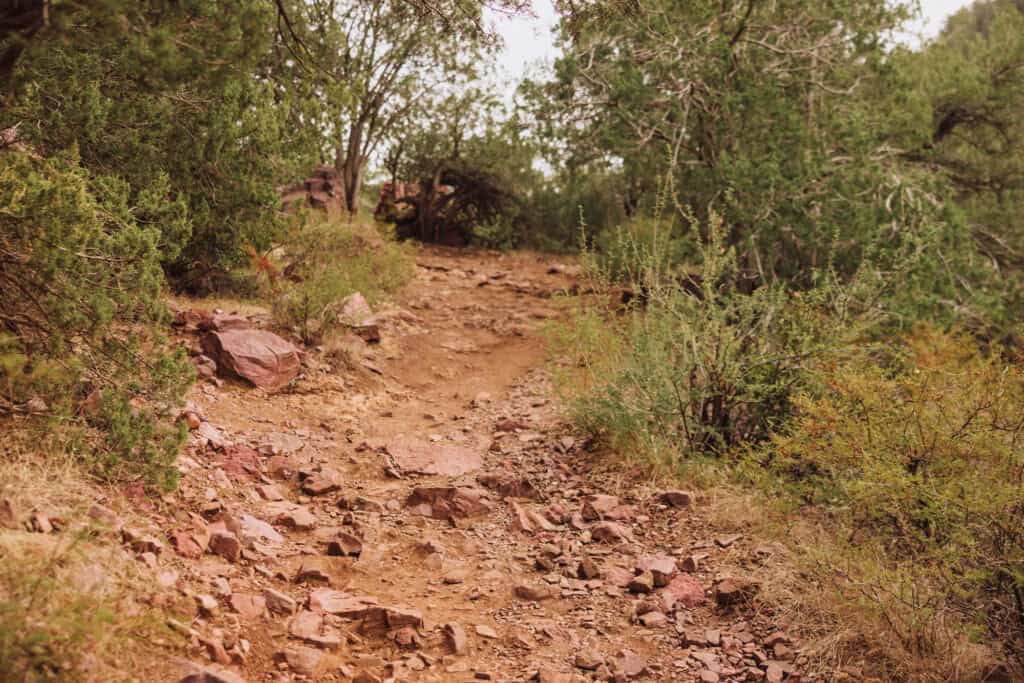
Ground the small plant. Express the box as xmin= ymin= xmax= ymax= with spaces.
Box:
xmin=270 ymin=219 xmax=414 ymax=344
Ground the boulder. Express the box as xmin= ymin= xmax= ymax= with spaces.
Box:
xmin=202 ymin=329 xmax=301 ymax=389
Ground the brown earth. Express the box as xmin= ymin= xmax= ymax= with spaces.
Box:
xmin=156 ymin=246 xmax=807 ymax=682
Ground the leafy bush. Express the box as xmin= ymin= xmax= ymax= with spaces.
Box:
xmin=752 ymin=328 xmax=1024 ymax=667
xmin=1 ymin=1 xmax=316 ymax=282
xmin=558 ymin=207 xmax=869 ymax=463
xmin=270 ymin=219 xmax=414 ymax=344
xmin=0 ymin=150 xmax=190 ymax=489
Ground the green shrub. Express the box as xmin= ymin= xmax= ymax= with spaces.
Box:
xmin=270 ymin=219 xmax=414 ymax=344
xmin=752 ymin=328 xmax=1024 ymax=667
xmin=557 ymin=208 xmax=865 ymax=463
xmin=0 ymin=150 xmax=190 ymax=489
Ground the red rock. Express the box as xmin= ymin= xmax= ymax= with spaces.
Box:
xmin=289 ymin=610 xmax=324 ymax=640
xmin=590 ymin=521 xmax=632 ymax=543
xmin=201 ymin=329 xmax=301 ymax=389
xmin=544 ymin=503 xmax=569 ymax=525
xmin=199 ymin=313 xmax=251 ymax=332
xmin=663 ymin=573 xmax=706 ymax=608
xmin=209 ymin=531 xmax=242 ymax=562
xmin=511 ymin=500 xmax=557 ymax=534
xmin=628 ymin=571 xmax=654 ymax=594
xmin=577 ymin=557 xmax=602 ymax=580
xmin=618 ymin=649 xmax=646 ymax=678
xmin=659 ymin=490 xmax=693 ymax=507
xmin=715 ymin=576 xmax=760 ymax=607
xmin=300 ymin=471 xmax=340 ymax=496
xmin=326 ymin=531 xmax=363 ymax=557
xmin=255 ymin=484 xmax=284 ymax=501
xmin=295 ymin=558 xmax=332 ymax=584
xmin=581 ymin=494 xmax=619 ymax=521
xmin=477 ymin=472 xmax=539 ymax=499
xmin=202 ymin=637 xmax=232 ymax=665
xmin=307 ymin=589 xmax=378 ymax=617
xmin=443 ymin=622 xmax=468 ymax=654
xmin=683 ymin=628 xmax=708 ymax=646
xmin=216 ymin=445 xmax=262 ymax=478
xmin=283 ymin=645 xmax=322 ymax=676
xmin=171 ymin=531 xmax=205 ymax=559
xmin=386 ymin=435 xmax=483 ymax=476
xmin=604 ymin=566 xmax=634 ymax=588
xmin=637 ymin=553 xmax=677 ymax=587
xmin=638 ymin=611 xmax=667 ymax=627
xmin=514 ymin=584 xmax=554 ymax=601
xmin=405 ymin=487 xmax=492 ymax=520
xmin=229 ymin=593 xmax=266 ymax=620
xmin=274 ymin=506 xmax=317 ymax=530
xmin=264 ymin=588 xmax=298 ymax=615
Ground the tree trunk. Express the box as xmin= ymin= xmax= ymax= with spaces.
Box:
xmin=336 ymin=124 xmax=366 ymax=215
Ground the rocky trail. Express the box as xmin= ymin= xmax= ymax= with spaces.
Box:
xmin=151 ymin=247 xmax=805 ymax=683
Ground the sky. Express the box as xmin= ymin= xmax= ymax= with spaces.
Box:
xmin=488 ymin=0 xmax=978 ymax=83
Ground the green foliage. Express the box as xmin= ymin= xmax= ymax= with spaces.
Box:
xmin=270 ymin=220 xmax=414 ymax=344
xmin=881 ymin=0 xmax=1024 ymax=337
xmin=750 ymin=328 xmax=1024 ymax=666
xmin=2 ymin=1 xmax=316 ymax=281
xmin=0 ymin=150 xmax=190 ymax=488
xmin=559 ymin=204 xmax=874 ymax=463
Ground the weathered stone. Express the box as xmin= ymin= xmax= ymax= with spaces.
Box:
xmin=296 ymin=558 xmax=332 ymax=584
xmin=216 ymin=445 xmax=261 ymax=479
xmin=301 ymin=471 xmax=341 ymax=496
xmin=663 ymin=573 xmax=706 ymax=608
xmin=619 ymin=650 xmax=646 ymax=678
xmin=628 ymin=571 xmax=655 ymax=594
xmin=206 ymin=529 xmax=240 ymax=560
xmin=201 ymin=329 xmax=301 ymax=390
xmin=574 ymin=650 xmax=603 ymax=671
xmin=264 ymin=588 xmax=298 ymax=615
xmin=590 ymin=521 xmax=632 ymax=544
xmin=274 ymin=506 xmax=317 ymax=530
xmin=283 ymin=646 xmax=322 ymax=676
xmin=637 ymin=553 xmax=677 ymax=587
xmin=581 ymin=494 xmax=619 ymax=521
xmin=577 ymin=557 xmax=602 ymax=580
xmin=514 ymin=584 xmax=554 ymax=602
xmin=477 ymin=472 xmax=539 ymax=499
xmin=229 ymin=593 xmax=266 ymax=620
xmin=326 ymin=531 xmax=363 ymax=557
xmin=386 ymin=436 xmax=483 ymax=477
xmin=171 ymin=531 xmax=205 ymax=559
xmin=443 ymin=622 xmax=468 ymax=654
xmin=406 ymin=486 xmax=492 ymax=520
xmin=715 ymin=577 xmax=760 ymax=607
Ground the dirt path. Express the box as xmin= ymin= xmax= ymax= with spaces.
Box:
xmin=168 ymin=246 xmax=801 ymax=683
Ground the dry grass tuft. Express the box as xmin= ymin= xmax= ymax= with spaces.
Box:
xmin=0 ymin=426 xmax=180 ymax=682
